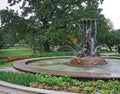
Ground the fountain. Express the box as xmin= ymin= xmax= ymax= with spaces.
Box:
xmin=69 ymin=19 xmax=106 ymax=66
xmin=13 ymin=19 xmax=120 ymax=79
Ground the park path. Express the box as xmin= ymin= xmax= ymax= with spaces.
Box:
xmin=0 ymin=67 xmax=20 ymax=72
xmin=0 ymin=85 xmax=39 ymax=94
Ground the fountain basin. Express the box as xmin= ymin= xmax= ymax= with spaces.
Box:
xmin=13 ymin=56 xmax=120 ymax=79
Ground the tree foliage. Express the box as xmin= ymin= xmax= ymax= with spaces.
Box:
xmin=0 ymin=29 xmax=5 ymax=49
xmin=0 ymin=0 xmax=109 ymax=52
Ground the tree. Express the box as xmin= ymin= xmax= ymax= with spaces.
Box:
xmin=99 ymin=28 xmax=120 ymax=52
xmin=105 ymin=32 xmax=116 ymax=51
xmin=0 ymin=28 xmax=5 ymax=49
xmin=0 ymin=9 xmax=28 ymax=46
xmin=6 ymin=0 xmax=107 ymax=52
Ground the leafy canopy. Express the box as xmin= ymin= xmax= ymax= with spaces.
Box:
xmin=1 ymin=0 xmax=108 ymax=51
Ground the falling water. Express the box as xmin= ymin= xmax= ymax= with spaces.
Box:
xmin=58 ymin=45 xmax=77 ymax=55
xmin=90 ymin=37 xmax=95 ymax=56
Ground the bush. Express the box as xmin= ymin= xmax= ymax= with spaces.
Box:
xmin=0 ymin=56 xmax=8 ymax=59
xmin=99 ymin=47 xmax=110 ymax=53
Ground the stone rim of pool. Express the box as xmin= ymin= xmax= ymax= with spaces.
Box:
xmin=13 ymin=56 xmax=120 ymax=79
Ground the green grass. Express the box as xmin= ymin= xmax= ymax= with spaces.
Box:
xmin=0 ymin=47 xmax=33 ymax=58
xmin=0 ymin=47 xmax=32 ymax=67
xmin=0 ymin=62 xmax=14 ymax=67
xmin=109 ymin=54 xmax=120 ymax=57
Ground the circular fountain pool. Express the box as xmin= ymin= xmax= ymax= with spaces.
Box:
xmin=13 ymin=56 xmax=120 ymax=79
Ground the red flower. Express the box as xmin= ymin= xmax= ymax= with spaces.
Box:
xmin=5 ymin=55 xmax=30 ymax=62
xmin=5 ymin=57 xmax=20 ymax=62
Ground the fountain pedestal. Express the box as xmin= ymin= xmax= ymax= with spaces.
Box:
xmin=69 ymin=57 xmax=107 ymax=66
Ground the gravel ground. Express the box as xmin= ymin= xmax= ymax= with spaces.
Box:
xmin=0 ymin=67 xmax=20 ymax=72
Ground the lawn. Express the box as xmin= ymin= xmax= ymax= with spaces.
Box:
xmin=0 ymin=47 xmax=33 ymax=58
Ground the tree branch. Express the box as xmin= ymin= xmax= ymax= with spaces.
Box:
xmin=49 ymin=4 xmax=57 ymax=19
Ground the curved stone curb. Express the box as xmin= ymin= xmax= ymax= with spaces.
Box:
xmin=0 ymin=80 xmax=77 ymax=94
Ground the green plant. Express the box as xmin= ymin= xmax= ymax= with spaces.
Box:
xmin=110 ymin=54 xmax=120 ymax=57
xmin=30 ymin=51 xmax=74 ymax=58
xmin=0 ymin=47 xmax=32 ymax=58
xmin=0 ymin=59 xmax=7 ymax=65
xmin=0 ymin=71 xmax=120 ymax=93
xmin=0 ymin=61 xmax=14 ymax=67
xmin=0 ymin=71 xmax=40 ymax=86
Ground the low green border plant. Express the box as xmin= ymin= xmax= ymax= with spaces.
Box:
xmin=0 ymin=59 xmax=7 ymax=65
xmin=0 ymin=61 xmax=14 ymax=67
xmin=30 ymin=51 xmax=74 ymax=58
xmin=109 ymin=54 xmax=120 ymax=57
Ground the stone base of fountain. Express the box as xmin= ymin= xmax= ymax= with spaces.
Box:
xmin=68 ymin=57 xmax=107 ymax=67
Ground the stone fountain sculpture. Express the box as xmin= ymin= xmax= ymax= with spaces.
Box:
xmin=69 ymin=19 xmax=106 ymax=66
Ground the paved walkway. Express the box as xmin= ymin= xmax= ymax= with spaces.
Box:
xmin=0 ymin=85 xmax=38 ymax=94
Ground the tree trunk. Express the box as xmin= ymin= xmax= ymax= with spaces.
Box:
xmin=108 ymin=45 xmax=112 ymax=52
xmin=43 ymin=41 xmax=50 ymax=52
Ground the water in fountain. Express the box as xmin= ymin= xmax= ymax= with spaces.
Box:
xmin=58 ymin=45 xmax=78 ymax=55
xmin=91 ymin=37 xmax=95 ymax=56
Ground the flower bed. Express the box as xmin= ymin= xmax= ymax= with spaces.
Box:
xmin=5 ymin=55 xmax=30 ymax=62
